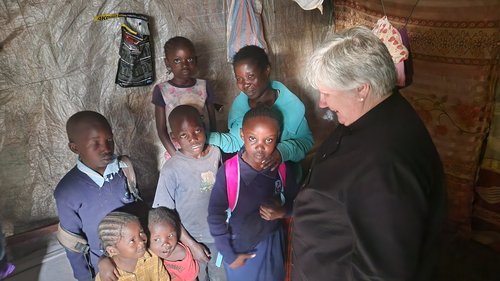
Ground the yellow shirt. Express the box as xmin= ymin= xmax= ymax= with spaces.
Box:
xmin=95 ymin=250 xmax=170 ymax=281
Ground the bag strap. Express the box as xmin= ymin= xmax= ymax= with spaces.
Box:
xmin=379 ymin=0 xmax=420 ymax=28
xmin=94 ymin=13 xmax=148 ymax=21
xmin=56 ymin=224 xmax=94 ymax=279
xmin=56 ymin=223 xmax=89 ymax=254
xmin=277 ymin=162 xmax=287 ymax=206
xmin=225 ymin=155 xmax=287 ymax=212
xmin=225 ymin=155 xmax=240 ymax=212
xmin=403 ymin=0 xmax=420 ymax=28
xmin=118 ymin=155 xmax=142 ymax=201
xmin=278 ymin=162 xmax=287 ymax=187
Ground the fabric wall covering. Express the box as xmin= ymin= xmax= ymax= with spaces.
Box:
xmin=0 ymin=0 xmax=331 ymax=235
xmin=333 ymin=0 xmax=500 ymax=236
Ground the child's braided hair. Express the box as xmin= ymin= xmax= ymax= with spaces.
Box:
xmin=98 ymin=211 xmax=140 ymax=251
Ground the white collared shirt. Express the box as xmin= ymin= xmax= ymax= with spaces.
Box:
xmin=76 ymin=155 xmax=120 ymax=188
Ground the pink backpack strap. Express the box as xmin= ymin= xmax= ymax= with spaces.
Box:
xmin=225 ymin=155 xmax=240 ymax=211
xmin=278 ymin=162 xmax=286 ymax=188
xmin=226 ymin=157 xmax=287 ymax=211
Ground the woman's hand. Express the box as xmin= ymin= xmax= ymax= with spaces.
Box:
xmin=229 ymin=253 xmax=256 ymax=269
xmin=260 ymin=202 xmax=286 ymax=221
xmin=261 ymin=149 xmax=282 ymax=170
xmin=98 ymin=256 xmax=119 ymax=281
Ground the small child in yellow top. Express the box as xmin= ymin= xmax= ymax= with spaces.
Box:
xmin=95 ymin=211 xmax=170 ymax=281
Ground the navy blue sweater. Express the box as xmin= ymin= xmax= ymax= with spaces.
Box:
xmin=54 ymin=167 xmax=139 ymax=281
xmin=207 ymin=152 xmax=298 ymax=264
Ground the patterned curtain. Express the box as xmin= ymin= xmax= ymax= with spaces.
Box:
xmin=333 ymin=0 xmax=500 ymax=237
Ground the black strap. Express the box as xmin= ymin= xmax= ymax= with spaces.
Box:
xmin=379 ymin=0 xmax=420 ymax=27
xmin=404 ymin=0 xmax=420 ymax=27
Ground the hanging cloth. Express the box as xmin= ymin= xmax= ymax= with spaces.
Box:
xmin=372 ymin=16 xmax=409 ymax=87
xmin=293 ymin=0 xmax=324 ymax=14
xmin=226 ymin=0 xmax=268 ymax=62
xmin=372 ymin=16 xmax=409 ymax=65
xmin=373 ymin=0 xmax=419 ymax=88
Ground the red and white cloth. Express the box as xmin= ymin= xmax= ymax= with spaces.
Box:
xmin=373 ymin=16 xmax=410 ymax=87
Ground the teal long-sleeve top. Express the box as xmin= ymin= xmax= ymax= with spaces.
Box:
xmin=208 ymin=81 xmax=314 ymax=162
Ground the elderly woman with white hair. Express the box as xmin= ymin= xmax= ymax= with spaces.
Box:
xmin=292 ymin=26 xmax=446 ymax=281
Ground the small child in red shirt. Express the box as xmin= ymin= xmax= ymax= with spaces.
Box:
xmin=149 ymin=207 xmax=199 ymax=281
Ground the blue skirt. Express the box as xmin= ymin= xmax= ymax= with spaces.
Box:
xmin=224 ymin=228 xmax=285 ymax=281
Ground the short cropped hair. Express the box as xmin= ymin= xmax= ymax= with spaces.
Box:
xmin=232 ymin=45 xmax=270 ymax=71
xmin=148 ymin=207 xmax=181 ymax=237
xmin=168 ymin=104 xmax=203 ymax=130
xmin=305 ymin=26 xmax=396 ymax=98
xmin=164 ymin=36 xmax=195 ymax=58
xmin=66 ymin=111 xmax=111 ymax=142
xmin=242 ymin=105 xmax=283 ymax=131
xmin=98 ymin=212 xmax=140 ymax=250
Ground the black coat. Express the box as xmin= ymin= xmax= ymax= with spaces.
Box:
xmin=292 ymin=92 xmax=446 ymax=281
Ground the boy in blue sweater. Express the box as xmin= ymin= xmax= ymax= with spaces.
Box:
xmin=54 ymin=111 xmax=143 ymax=281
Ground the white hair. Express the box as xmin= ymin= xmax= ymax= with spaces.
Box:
xmin=306 ymin=26 xmax=397 ymax=98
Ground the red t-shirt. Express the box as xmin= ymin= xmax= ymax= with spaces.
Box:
xmin=163 ymin=242 xmax=199 ymax=281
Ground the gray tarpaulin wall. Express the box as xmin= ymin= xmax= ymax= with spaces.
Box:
xmin=0 ymin=0 xmax=331 ymax=235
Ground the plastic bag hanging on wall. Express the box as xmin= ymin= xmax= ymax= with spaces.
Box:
xmin=95 ymin=13 xmax=154 ymax=87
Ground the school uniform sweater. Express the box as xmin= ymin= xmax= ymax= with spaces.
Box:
xmin=207 ymin=150 xmax=298 ymax=264
xmin=54 ymin=161 xmax=140 ymax=281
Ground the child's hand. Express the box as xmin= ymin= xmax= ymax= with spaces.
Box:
xmin=190 ymin=242 xmax=210 ymax=263
xmin=229 ymin=253 xmax=256 ymax=269
xmin=260 ymin=202 xmax=286 ymax=221
xmin=98 ymin=256 xmax=120 ymax=281
xmin=261 ymin=150 xmax=282 ymax=171
xmin=164 ymin=150 xmax=172 ymax=160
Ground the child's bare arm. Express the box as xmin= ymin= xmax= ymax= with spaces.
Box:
xmin=229 ymin=253 xmax=256 ymax=269
xmin=98 ymin=256 xmax=120 ymax=281
xmin=179 ymin=225 xmax=210 ymax=263
xmin=155 ymin=106 xmax=176 ymax=155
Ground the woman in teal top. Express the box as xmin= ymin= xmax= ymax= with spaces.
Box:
xmin=209 ymin=45 xmax=313 ymax=170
